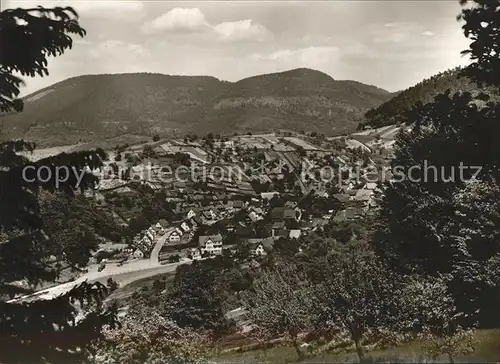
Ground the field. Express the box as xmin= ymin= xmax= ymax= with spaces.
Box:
xmin=216 ymin=329 xmax=500 ymax=363
xmin=284 ymin=137 xmax=324 ymax=151
xmin=19 ymin=144 xmax=81 ymax=161
xmin=108 ymin=270 xmax=177 ymax=304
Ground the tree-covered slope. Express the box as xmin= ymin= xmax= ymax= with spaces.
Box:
xmin=0 ymin=73 xmax=228 ymax=146
xmin=358 ymin=67 xmax=483 ymax=130
xmin=0 ymin=69 xmax=391 ymax=146
xmin=199 ymin=68 xmax=391 ymax=136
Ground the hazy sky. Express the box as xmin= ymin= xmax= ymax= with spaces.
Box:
xmin=5 ymin=0 xmax=472 ymax=95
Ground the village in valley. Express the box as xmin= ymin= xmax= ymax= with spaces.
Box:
xmin=85 ymin=125 xmax=399 ymax=269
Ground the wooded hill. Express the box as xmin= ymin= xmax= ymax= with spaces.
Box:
xmin=0 ymin=68 xmax=391 ymax=147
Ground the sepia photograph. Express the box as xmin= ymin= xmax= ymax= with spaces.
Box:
xmin=1 ymin=0 xmax=500 ymax=363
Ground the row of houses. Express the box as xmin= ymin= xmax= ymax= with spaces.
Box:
xmin=132 ymin=221 xmax=168 ymax=258
xmin=189 ymin=234 xmax=278 ymax=260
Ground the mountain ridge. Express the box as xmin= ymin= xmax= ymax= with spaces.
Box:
xmin=1 ymin=68 xmax=392 ymax=147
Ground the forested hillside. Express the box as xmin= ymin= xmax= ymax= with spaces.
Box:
xmin=0 ymin=69 xmax=391 ymax=147
xmin=358 ymin=67 xmax=482 ymax=129
xmin=200 ymin=68 xmax=391 ymax=136
xmin=0 ymin=73 xmax=228 ymax=146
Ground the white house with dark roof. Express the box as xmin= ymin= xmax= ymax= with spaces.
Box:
xmin=199 ymin=234 xmax=223 ymax=256
xmin=180 ymin=221 xmax=191 ymax=233
xmin=248 ymin=238 xmax=274 ymax=256
xmin=133 ymin=248 xmax=144 ymax=259
xmin=189 ymin=248 xmax=202 ymax=260
xmin=202 ymin=209 xmax=217 ymax=221
xmin=154 ymin=222 xmax=166 ymax=235
xmin=168 ymin=231 xmax=181 ymax=243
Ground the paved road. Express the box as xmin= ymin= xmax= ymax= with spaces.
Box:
xmin=9 ymin=227 xmax=183 ymax=303
xmin=9 ymin=259 xmax=191 ymax=303
xmin=150 ymin=228 xmax=174 ymax=264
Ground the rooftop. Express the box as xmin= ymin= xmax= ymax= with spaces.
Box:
xmin=199 ymin=234 xmax=223 ymax=247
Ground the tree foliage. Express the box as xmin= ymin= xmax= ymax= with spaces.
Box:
xmin=243 ymin=258 xmax=315 ymax=359
xmin=91 ymin=302 xmax=209 ymax=364
xmin=376 ymin=91 xmax=500 ymax=325
xmin=375 ymin=0 xmax=500 ymax=329
xmin=458 ymin=0 xmax=500 ymax=87
xmin=314 ymin=240 xmax=398 ymax=361
xmin=398 ymin=275 xmax=476 ymax=363
xmin=165 ymin=261 xmax=231 ymax=339
xmin=0 ymin=6 xmax=85 ymax=112
xmin=0 ymin=6 xmax=118 ymax=363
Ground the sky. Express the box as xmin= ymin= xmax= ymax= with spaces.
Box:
xmin=5 ymin=0 xmax=473 ymax=95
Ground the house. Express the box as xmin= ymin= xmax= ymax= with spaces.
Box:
xmin=133 ymin=249 xmax=144 ymax=259
xmin=180 ymin=221 xmax=191 ymax=233
xmin=248 ymin=211 xmax=262 ymax=222
xmin=214 ymin=203 xmax=227 ymax=215
xmin=344 ymin=181 xmax=356 ymax=191
xmin=254 ymin=244 xmax=266 ymax=256
xmin=187 ymin=209 xmax=197 ymax=219
xmin=214 ymin=191 xmax=227 ymax=200
xmin=354 ymin=188 xmax=374 ymax=202
xmin=248 ymin=241 xmax=267 ymax=256
xmin=271 ymin=221 xmax=285 ymax=237
xmin=368 ymin=196 xmax=378 ymax=209
xmin=270 ymin=207 xmax=297 ymax=221
xmin=251 ymin=207 xmax=264 ymax=215
xmin=192 ymin=194 xmax=206 ymax=202
xmin=230 ymin=199 xmax=245 ymax=209
xmin=248 ymin=238 xmax=274 ymax=256
xmin=169 ymin=231 xmax=181 ymax=243
xmin=273 ymin=228 xmax=289 ymax=239
xmin=261 ymin=192 xmax=279 ymax=200
xmin=345 ymin=207 xmax=362 ymax=220
xmin=139 ymin=236 xmax=153 ymax=248
xmin=202 ymin=209 xmax=216 ymax=221
xmin=189 ymin=248 xmax=202 ymax=260
xmin=335 ymin=156 xmax=347 ymax=165
xmin=225 ymin=222 xmax=236 ymax=232
xmin=190 ymin=215 xmax=202 ymax=227
xmin=199 ymin=234 xmax=223 ymax=256
xmin=289 ymin=229 xmax=302 ymax=239
xmin=333 ymin=193 xmax=350 ymax=203
xmin=144 ymin=227 xmax=156 ymax=242
xmin=154 ymin=223 xmax=165 ymax=235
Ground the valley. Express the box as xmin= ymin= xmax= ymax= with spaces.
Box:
xmin=2 ymin=0 xmax=500 ymax=359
